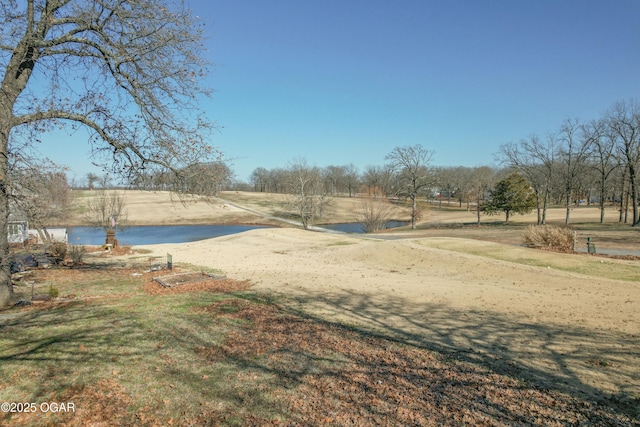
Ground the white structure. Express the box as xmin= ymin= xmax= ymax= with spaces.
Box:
xmin=8 ymin=220 xmax=28 ymax=243
xmin=27 ymin=228 xmax=68 ymax=244
xmin=8 ymin=212 xmax=29 ymax=244
xmin=8 ymin=208 xmax=68 ymax=245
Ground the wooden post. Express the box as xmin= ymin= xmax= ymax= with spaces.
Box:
xmin=105 ymin=229 xmax=116 ymax=246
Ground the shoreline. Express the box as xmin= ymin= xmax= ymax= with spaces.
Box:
xmin=134 ymin=227 xmax=640 ymax=403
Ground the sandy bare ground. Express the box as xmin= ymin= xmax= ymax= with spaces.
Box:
xmin=137 ymin=228 xmax=640 ymax=409
xmin=73 ymin=190 xmax=639 ymax=409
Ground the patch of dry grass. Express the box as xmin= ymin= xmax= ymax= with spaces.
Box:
xmin=418 ymin=237 xmax=640 ymax=281
xmin=195 ymin=298 xmax=634 ymax=425
xmin=1 ymin=264 xmax=637 ymax=425
xmin=523 ymin=224 xmax=576 ymax=253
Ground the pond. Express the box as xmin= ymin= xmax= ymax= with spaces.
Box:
xmin=320 ymin=221 xmax=409 ymax=233
xmin=67 ymin=225 xmax=271 ymax=246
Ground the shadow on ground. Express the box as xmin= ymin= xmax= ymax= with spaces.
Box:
xmin=1 ymin=287 xmax=638 ymax=424
xmin=280 ymin=288 xmax=639 ymax=418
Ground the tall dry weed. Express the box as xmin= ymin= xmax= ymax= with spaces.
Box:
xmin=357 ymin=197 xmax=394 ymax=233
xmin=523 ymin=225 xmax=575 ymax=253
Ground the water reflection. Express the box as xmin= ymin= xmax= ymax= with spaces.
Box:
xmin=67 ymin=224 xmax=270 ymax=246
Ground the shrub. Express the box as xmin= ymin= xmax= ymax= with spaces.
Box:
xmin=48 ymin=242 xmax=68 ymax=263
xmin=357 ymin=197 xmax=394 ymax=233
xmin=69 ymin=245 xmax=87 ymax=265
xmin=48 ymin=286 xmax=59 ymax=298
xmin=523 ymin=225 xmax=575 ymax=253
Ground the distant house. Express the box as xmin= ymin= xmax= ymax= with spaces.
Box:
xmin=8 ymin=212 xmax=29 ymax=244
xmin=7 ymin=208 xmax=68 ymax=245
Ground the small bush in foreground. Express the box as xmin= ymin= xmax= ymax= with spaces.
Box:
xmin=48 ymin=286 xmax=59 ymax=298
xmin=523 ymin=225 xmax=575 ymax=253
xmin=47 ymin=242 xmax=67 ymax=264
xmin=69 ymin=245 xmax=87 ymax=265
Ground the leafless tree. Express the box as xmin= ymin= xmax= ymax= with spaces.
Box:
xmin=470 ymin=166 xmax=496 ymax=224
xmin=362 ymin=165 xmax=384 ymax=196
xmin=84 ymin=189 xmax=128 ymax=241
xmin=454 ymin=167 xmax=475 ymax=210
xmin=613 ymin=166 xmax=632 ymax=223
xmin=131 ymin=161 xmax=231 ymax=196
xmin=250 ymin=167 xmax=270 ymax=192
xmin=286 ymin=159 xmax=332 ymax=230
xmin=500 ymin=134 xmax=557 ymax=224
xmin=432 ymin=166 xmax=456 ymax=207
xmin=582 ymin=119 xmax=620 ymax=223
xmin=268 ymin=168 xmax=288 ymax=194
xmin=607 ymin=100 xmax=640 ymax=225
xmin=435 ymin=166 xmax=475 ymax=209
xmin=8 ymin=139 xmax=71 ymax=242
xmin=99 ymin=173 xmax=113 ymax=189
xmin=0 ymin=0 xmax=218 ymax=305
xmin=385 ymin=144 xmax=434 ymax=229
xmin=557 ymin=118 xmax=593 ymax=224
xmin=323 ymin=165 xmax=346 ymax=195
xmin=344 ymin=163 xmax=360 ymax=197
xmin=86 ymin=173 xmax=99 ymax=190
xmin=180 ymin=162 xmax=233 ymax=197
xmin=357 ymin=196 xmax=394 ymax=233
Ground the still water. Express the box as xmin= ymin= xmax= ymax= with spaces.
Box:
xmin=321 ymin=221 xmax=409 ymax=233
xmin=67 ymin=221 xmax=409 ymax=245
xmin=67 ymin=225 xmax=271 ymax=246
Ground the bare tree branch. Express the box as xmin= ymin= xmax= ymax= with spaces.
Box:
xmin=385 ymin=144 xmax=433 ymax=229
xmin=0 ymin=0 xmax=218 ymax=306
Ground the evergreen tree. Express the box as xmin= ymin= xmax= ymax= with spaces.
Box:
xmin=484 ymin=173 xmax=536 ymax=223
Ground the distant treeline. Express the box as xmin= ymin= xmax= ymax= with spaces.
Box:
xmin=238 ymin=99 xmax=639 ymax=226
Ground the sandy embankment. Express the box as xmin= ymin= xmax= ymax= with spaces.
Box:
xmin=90 ymin=190 xmax=639 ymax=401
xmin=70 ymin=190 xmax=272 ymax=226
xmin=138 ymin=227 xmax=640 ymax=402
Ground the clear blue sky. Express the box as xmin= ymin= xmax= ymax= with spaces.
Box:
xmin=41 ymin=0 xmax=640 ymax=184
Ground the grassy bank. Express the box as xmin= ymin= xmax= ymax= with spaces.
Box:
xmin=1 ymin=261 xmax=637 ymax=425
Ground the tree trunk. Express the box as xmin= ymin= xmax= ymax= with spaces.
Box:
xmin=619 ymin=170 xmax=627 ymax=223
xmin=411 ymin=195 xmax=417 ymax=229
xmin=505 ymin=210 xmax=510 ymax=224
xmin=629 ymin=164 xmax=639 ymax=225
xmin=0 ymin=122 xmax=13 ymax=307
xmin=599 ymin=178 xmax=606 ymax=224
xmin=624 ymin=185 xmax=630 ymax=224
xmin=619 ymin=189 xmax=625 ymax=223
